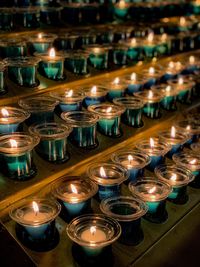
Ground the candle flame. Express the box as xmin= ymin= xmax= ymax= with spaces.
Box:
xmin=178 ymin=77 xmax=184 ymax=85
xmin=176 ymin=61 xmax=182 ymax=70
xmin=1 ymin=108 xmax=9 ymax=117
xmin=128 ymin=155 xmax=133 ymax=162
xmin=65 ymin=90 xmax=73 ymax=97
xmin=131 ymin=38 xmax=136 ymax=45
xmin=147 ymin=32 xmax=154 ymax=43
xmin=148 ymin=90 xmax=153 ymax=98
xmin=70 ymin=184 xmax=78 ymax=194
xmin=49 ymin=48 xmax=56 ymax=58
xmin=149 ymin=67 xmax=155 ymax=75
xmin=38 ymin=33 xmax=42 ymax=39
xmin=93 ymin=48 xmax=101 ymax=54
xmin=180 ymin=17 xmax=186 ymax=26
xmin=106 ymin=107 xmax=112 ymax=113
xmin=189 ymin=56 xmax=195 ymax=64
xmin=113 ymin=77 xmax=119 ymax=85
xmin=130 ymin=73 xmax=136 ymax=81
xmin=91 ymin=86 xmax=97 ymax=94
xmin=186 ymin=125 xmax=191 ymax=130
xmin=150 ymin=138 xmax=155 ymax=148
xmin=169 ymin=61 xmax=174 ymax=69
xmin=190 ymin=159 xmax=197 ymax=164
xmin=171 ymin=126 xmax=176 ymax=138
xmin=119 ymin=0 xmax=126 ymax=8
xmin=32 ymin=201 xmax=39 ymax=214
xmin=166 ymin=85 xmax=171 ymax=92
xmin=161 ymin=33 xmax=167 ymax=41
xmin=90 ymin=226 xmax=96 ymax=235
xmin=149 ymin=186 xmax=156 ymax=194
xmin=171 ymin=173 xmax=177 ymax=182
xmin=100 ymin=167 xmax=106 ymax=177
xmin=10 ymin=139 xmax=17 ymax=148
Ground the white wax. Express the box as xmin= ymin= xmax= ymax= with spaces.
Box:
xmin=81 ymin=227 xmax=107 ymax=242
xmin=23 ymin=211 xmax=48 ymax=223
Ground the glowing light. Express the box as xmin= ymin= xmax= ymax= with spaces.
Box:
xmin=91 ymin=86 xmax=97 ymax=94
xmin=113 ymin=77 xmax=120 ymax=85
xmin=190 ymin=159 xmax=197 ymax=164
xmin=38 ymin=33 xmax=42 ymax=39
xmin=49 ymin=48 xmax=56 ymax=58
xmin=106 ymin=107 xmax=112 ymax=113
xmin=178 ymin=77 xmax=184 ymax=85
xmin=130 ymin=73 xmax=136 ymax=81
xmin=93 ymin=48 xmax=101 ymax=54
xmin=1 ymin=108 xmax=9 ymax=117
xmin=70 ymin=184 xmax=78 ymax=194
xmin=10 ymin=139 xmax=17 ymax=148
xmin=171 ymin=126 xmax=176 ymax=138
xmin=90 ymin=226 xmax=97 ymax=235
xmin=161 ymin=33 xmax=167 ymax=41
xmin=147 ymin=32 xmax=154 ymax=43
xmin=180 ymin=17 xmax=186 ymax=26
xmin=65 ymin=90 xmax=73 ymax=97
xmin=189 ymin=56 xmax=195 ymax=64
xmin=149 ymin=186 xmax=156 ymax=194
xmin=186 ymin=125 xmax=191 ymax=131
xmin=148 ymin=90 xmax=153 ymax=99
xmin=150 ymin=138 xmax=155 ymax=148
xmin=131 ymin=38 xmax=136 ymax=45
xmin=128 ymin=155 xmax=133 ymax=162
xmin=32 ymin=201 xmax=39 ymax=214
xmin=100 ymin=167 xmax=106 ymax=177
xmin=166 ymin=85 xmax=171 ymax=92
xmin=176 ymin=61 xmax=182 ymax=70
xmin=169 ymin=61 xmax=174 ymax=69
xmin=149 ymin=67 xmax=155 ymax=75
xmin=171 ymin=173 xmax=177 ymax=182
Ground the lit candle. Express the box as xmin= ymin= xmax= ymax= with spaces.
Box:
xmin=143 ymin=66 xmax=163 ymax=88
xmin=83 ymin=85 xmax=108 ymax=107
xmin=86 ymin=46 xmax=108 ymax=69
xmin=114 ymin=0 xmax=130 ymax=19
xmin=124 ymin=72 xmax=145 ymax=94
xmin=105 ymin=77 xmax=127 ymax=101
xmin=29 ymin=33 xmax=57 ymax=54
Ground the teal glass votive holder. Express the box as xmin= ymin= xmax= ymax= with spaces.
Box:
xmin=40 ymin=6 xmax=62 ymax=26
xmin=104 ymin=77 xmax=127 ymax=101
xmin=85 ymin=46 xmax=108 ymax=70
xmin=52 ymin=176 xmax=98 ymax=222
xmin=173 ymin=152 xmax=200 ymax=189
xmin=5 ymin=57 xmax=40 ymax=87
xmin=0 ymin=8 xmax=14 ymax=30
xmin=0 ymin=106 xmax=30 ymax=134
xmin=113 ymin=97 xmax=144 ymax=127
xmin=112 ymin=44 xmax=128 ymax=65
xmin=0 ymin=39 xmax=27 ymax=58
xmin=129 ymin=178 xmax=172 ymax=224
xmin=111 ymin=150 xmax=150 ymax=182
xmin=141 ymin=34 xmax=158 ymax=58
xmin=18 ymin=96 xmax=58 ymax=126
xmin=61 ymin=111 xmax=99 ymax=149
xmin=100 ymin=196 xmax=147 ymax=246
xmin=155 ymin=164 xmax=194 ymax=205
xmin=142 ymin=67 xmax=163 ymax=89
xmin=120 ymin=38 xmax=142 ymax=61
xmin=15 ymin=7 xmax=40 ymax=28
xmin=160 ymin=61 xmax=182 ymax=82
xmin=29 ymin=122 xmax=72 ymax=163
xmin=0 ymin=133 xmax=39 ymax=180
xmin=54 ymin=33 xmax=79 ymax=50
xmin=88 ymin=104 xmax=125 ymax=138
xmin=10 ymin=198 xmax=61 ymax=251
xmin=114 ymin=1 xmax=130 ymax=20
xmin=83 ymin=85 xmax=108 ymax=108
xmin=66 ymin=214 xmax=121 ymax=260
xmin=123 ymin=72 xmax=145 ymax=95
xmin=0 ymin=63 xmax=7 ymax=95
xmin=65 ymin=51 xmax=88 ymax=75
xmin=134 ymin=90 xmax=164 ymax=119
xmin=28 ymin=33 xmax=57 ymax=54
xmin=87 ymin=162 xmax=128 ymax=200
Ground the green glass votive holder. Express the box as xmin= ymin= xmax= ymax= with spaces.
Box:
xmin=114 ymin=1 xmax=130 ymax=20
xmin=5 ymin=57 xmax=40 ymax=87
xmin=65 ymin=51 xmax=89 ymax=75
xmin=88 ymin=104 xmax=125 ymax=138
xmin=10 ymin=198 xmax=61 ymax=251
xmin=113 ymin=97 xmax=144 ymax=128
xmin=123 ymin=72 xmax=145 ymax=95
xmin=51 ymin=89 xmax=85 ymax=113
xmin=173 ymin=152 xmax=200 ymax=189
xmin=129 ymin=178 xmax=172 ymax=224
xmin=0 ymin=106 xmax=30 ymax=134
xmin=87 ymin=162 xmax=128 ymax=200
xmin=15 ymin=7 xmax=40 ymax=28
xmin=111 ymin=150 xmax=150 ymax=182
xmin=120 ymin=38 xmax=142 ymax=61
xmin=155 ymin=164 xmax=194 ymax=205
xmin=83 ymin=85 xmax=108 ymax=108
xmin=85 ymin=46 xmax=108 ymax=70
xmin=100 ymin=196 xmax=148 ymax=246
xmin=18 ymin=96 xmax=58 ymax=126
xmin=54 ymin=33 xmax=79 ymax=50
xmin=134 ymin=90 xmax=164 ymax=119
xmin=0 ymin=63 xmax=7 ymax=95
xmin=0 ymin=8 xmax=14 ymax=30
xmin=66 ymin=214 xmax=121 ymax=260
xmin=29 ymin=122 xmax=72 ymax=163
xmin=112 ymin=44 xmax=128 ymax=65
xmin=52 ymin=176 xmax=98 ymax=222
xmin=0 ymin=133 xmax=39 ymax=180
xmin=104 ymin=77 xmax=127 ymax=101
xmin=28 ymin=33 xmax=57 ymax=54
xmin=61 ymin=111 xmax=99 ymax=149
xmin=0 ymin=39 xmax=27 ymax=58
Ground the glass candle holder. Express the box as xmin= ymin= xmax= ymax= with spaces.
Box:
xmin=135 ymin=137 xmax=171 ymax=171
xmin=18 ymin=96 xmax=58 ymax=126
xmin=167 ymin=77 xmax=195 ymax=104
xmin=10 ymin=198 xmax=61 ymax=251
xmin=0 ymin=39 xmax=27 ymax=58
xmin=140 ymin=33 xmax=159 ymax=58
xmin=52 ymin=176 xmax=98 ymax=222
xmin=65 ymin=51 xmax=88 ymax=75
xmin=29 ymin=122 xmax=72 ymax=163
xmin=83 ymin=85 xmax=108 ymax=108
xmin=120 ymin=38 xmax=142 ymax=61
xmin=85 ymin=46 xmax=108 ymax=70
xmin=100 ymin=196 xmax=147 ymax=245
xmin=60 ymin=3 xmax=82 ymax=25
xmin=134 ymin=90 xmax=164 ymax=119
xmin=28 ymin=33 xmax=57 ymax=54
xmin=113 ymin=97 xmax=144 ymax=128
xmin=0 ymin=8 xmax=14 ymax=30
xmin=180 ymin=55 xmax=200 ymax=74
xmin=51 ymin=89 xmax=85 ymax=114
xmin=88 ymin=104 xmax=125 ymax=138
xmin=15 ymin=7 xmax=40 ymax=28
xmin=191 ymin=142 xmax=200 ymax=153
xmin=54 ymin=33 xmax=79 ymax=50
xmin=123 ymin=72 xmax=145 ymax=95
xmin=103 ymin=77 xmax=127 ymax=101
xmin=129 ymin=178 xmax=172 ymax=224
xmin=61 ymin=111 xmax=99 ymax=149
xmin=175 ymin=120 xmax=200 ymax=145
xmin=159 ymin=126 xmax=189 ymax=158
xmin=35 ymin=48 xmax=65 ymax=81
xmin=40 ymin=6 xmax=62 ymax=26
xmin=173 ymin=152 xmax=200 ymax=189
xmin=142 ymin=67 xmax=163 ymax=89
xmin=114 ymin=0 xmax=130 ymax=20
xmin=155 ymin=164 xmax=194 ymax=204
xmin=111 ymin=150 xmax=150 ymax=182
xmin=66 ymin=214 xmax=121 ymax=259
xmin=160 ymin=61 xmax=182 ymax=82
xmin=5 ymin=57 xmax=40 ymax=87
xmin=112 ymin=44 xmax=128 ymax=65
xmin=0 ymin=107 xmax=30 ymax=134
xmin=0 ymin=133 xmax=39 ymax=180
xmin=87 ymin=162 xmax=128 ymax=200
xmin=0 ymin=62 xmax=7 ymax=95
xmin=151 ymin=84 xmax=178 ymax=111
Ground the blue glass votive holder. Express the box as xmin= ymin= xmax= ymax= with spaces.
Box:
xmin=134 ymin=90 xmax=164 ymax=119
xmin=10 ymin=198 xmax=61 ymax=251
xmin=113 ymin=97 xmax=144 ymax=128
xmin=0 ymin=8 xmax=14 ymax=30
xmin=142 ymin=67 xmax=163 ymax=89
xmin=159 ymin=126 xmax=189 ymax=158
xmin=28 ymin=33 xmax=57 ymax=54
xmin=0 ymin=106 xmax=30 ymax=134
xmin=112 ymin=44 xmax=128 ymax=65
xmin=15 ymin=7 xmax=40 ymax=28
xmin=0 ymin=39 xmax=27 ymax=59
xmin=29 ymin=122 xmax=72 ymax=163
xmin=160 ymin=61 xmax=182 ymax=83
xmin=100 ymin=196 xmax=147 ymax=245
xmin=5 ymin=57 xmax=40 ymax=87
xmin=83 ymin=85 xmax=108 ymax=108
xmin=61 ymin=111 xmax=99 ymax=149
xmin=85 ymin=46 xmax=108 ymax=70
xmin=175 ymin=120 xmax=200 ymax=145
xmin=67 ymin=214 xmax=121 ymax=258
xmin=180 ymin=55 xmax=200 ymax=74
xmin=52 ymin=176 xmax=98 ymax=222
xmin=51 ymin=89 xmax=85 ymax=114
xmin=129 ymin=178 xmax=172 ymax=224
xmin=173 ymin=152 xmax=200 ymax=189
xmin=64 ymin=51 xmax=89 ymax=75
xmin=0 ymin=63 xmax=7 ymax=95
xmin=135 ymin=138 xmax=171 ymax=171
xmin=111 ymin=150 xmax=150 ymax=183
xmin=18 ymin=96 xmax=58 ymax=126
xmin=155 ymin=164 xmax=194 ymax=205
xmin=104 ymin=77 xmax=127 ymax=101
xmin=87 ymin=162 xmax=128 ymax=200
xmin=88 ymin=104 xmax=125 ymax=138
xmin=0 ymin=133 xmax=39 ymax=180
xmin=40 ymin=6 xmax=62 ymax=26
xmin=123 ymin=73 xmax=145 ymax=95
